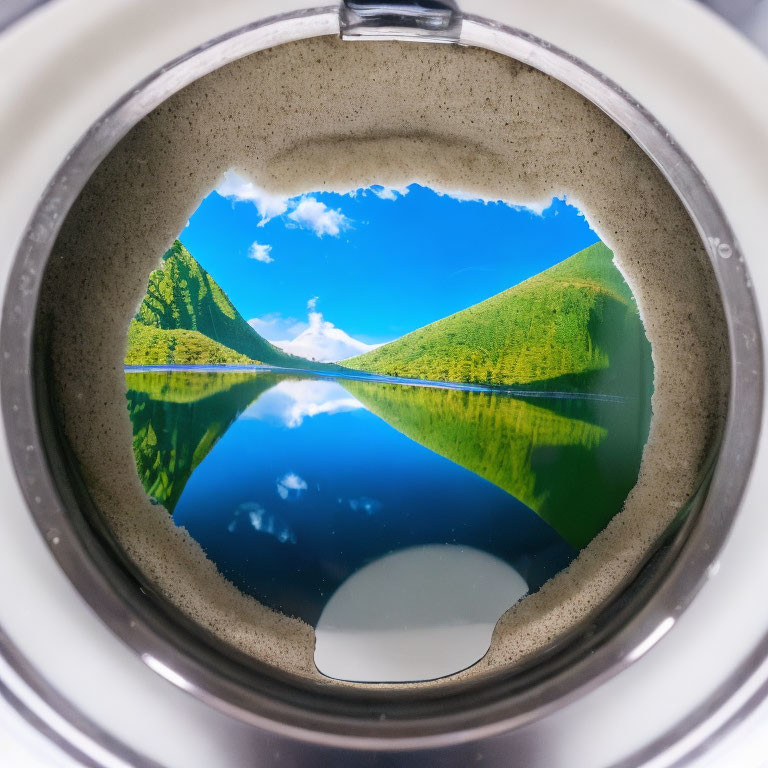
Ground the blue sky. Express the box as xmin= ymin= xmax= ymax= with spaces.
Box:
xmin=178 ymin=173 xmax=599 ymax=357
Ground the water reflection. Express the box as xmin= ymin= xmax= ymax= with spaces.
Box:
xmin=244 ymin=378 xmax=364 ymax=428
xmin=126 ymin=369 xmax=649 ymax=677
xmin=126 ymin=371 xmax=281 ymax=512
xmin=341 ymin=379 xmax=647 ymax=549
xmin=228 ymin=501 xmax=297 ymax=545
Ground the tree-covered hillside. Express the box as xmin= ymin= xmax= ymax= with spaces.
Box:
xmin=343 ymin=242 xmax=653 ymax=397
xmin=125 ymin=320 xmax=258 ymax=366
xmin=126 ymin=240 xmax=334 ymax=370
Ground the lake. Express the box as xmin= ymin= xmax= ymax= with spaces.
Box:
xmin=125 ymin=367 xmax=650 ymax=679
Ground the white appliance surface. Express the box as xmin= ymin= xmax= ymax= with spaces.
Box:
xmin=0 ymin=1 xmax=767 ymax=766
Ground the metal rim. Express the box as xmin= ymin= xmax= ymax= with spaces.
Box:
xmin=0 ymin=0 xmax=54 ymax=35
xmin=0 ymin=4 xmax=763 ymax=763
xmin=0 ymin=624 xmax=164 ymax=768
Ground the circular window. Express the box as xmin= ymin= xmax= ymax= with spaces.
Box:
xmin=1 ymin=9 xmax=759 ymax=745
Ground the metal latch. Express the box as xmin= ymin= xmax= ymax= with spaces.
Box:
xmin=340 ymin=0 xmax=462 ymax=42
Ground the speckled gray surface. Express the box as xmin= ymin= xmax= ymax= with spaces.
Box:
xmin=39 ymin=36 xmax=729 ymax=685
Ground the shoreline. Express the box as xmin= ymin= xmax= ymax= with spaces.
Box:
xmin=124 ymin=364 xmax=630 ymax=403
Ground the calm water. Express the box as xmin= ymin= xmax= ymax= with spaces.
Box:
xmin=126 ymin=369 xmax=650 ymax=628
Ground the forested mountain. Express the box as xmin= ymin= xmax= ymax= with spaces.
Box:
xmin=125 ymin=321 xmax=256 ymax=366
xmin=126 ymin=240 xmax=332 ymax=370
xmin=343 ymin=242 xmax=653 ymax=398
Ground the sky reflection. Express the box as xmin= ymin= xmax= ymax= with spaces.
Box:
xmin=244 ymin=379 xmax=365 ymax=428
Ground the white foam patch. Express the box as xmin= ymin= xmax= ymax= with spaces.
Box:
xmin=315 ymin=545 xmax=528 ymax=683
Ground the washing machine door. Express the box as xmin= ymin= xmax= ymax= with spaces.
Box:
xmin=0 ymin=1 xmax=767 ymax=767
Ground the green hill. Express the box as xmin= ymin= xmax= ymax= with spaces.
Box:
xmin=127 ymin=240 xmax=332 ymax=371
xmin=343 ymin=242 xmax=653 ymax=397
xmin=125 ymin=320 xmax=258 ymax=366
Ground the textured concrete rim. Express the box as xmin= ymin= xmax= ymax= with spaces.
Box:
xmin=0 ymin=4 xmax=763 ymax=760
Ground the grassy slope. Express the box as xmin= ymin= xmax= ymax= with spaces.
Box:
xmin=342 ymin=379 xmax=648 ymax=550
xmin=127 ymin=240 xmax=334 ymax=371
xmin=125 ymin=320 xmax=258 ymax=366
xmin=343 ymin=242 xmax=652 ymax=396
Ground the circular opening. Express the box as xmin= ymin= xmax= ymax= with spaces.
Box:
xmin=124 ymin=183 xmax=654 ymax=685
xmin=1 ymin=10 xmax=760 ymax=747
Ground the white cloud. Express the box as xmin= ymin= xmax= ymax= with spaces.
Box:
xmin=272 ymin=299 xmax=382 ymax=363
xmin=217 ymin=173 xmax=352 ymax=236
xmin=435 ymin=188 xmax=486 ymax=203
xmin=248 ymin=241 xmax=273 ymax=263
xmin=370 ymin=185 xmax=410 ymax=201
xmin=433 ymin=188 xmax=549 ymax=214
xmin=245 ymin=379 xmax=365 ymax=428
xmin=248 ymin=313 xmax=308 ymax=342
xmin=213 ymin=174 xmax=547 ymax=236
xmin=216 ymin=170 xmax=288 ymax=225
xmin=287 ymin=197 xmax=350 ymax=237
xmin=276 ymin=472 xmax=308 ymax=500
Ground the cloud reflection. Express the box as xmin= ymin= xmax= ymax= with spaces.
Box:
xmin=228 ymin=501 xmax=296 ymax=545
xmin=348 ymin=497 xmax=383 ymax=515
xmin=276 ymin=472 xmax=308 ymax=501
xmin=245 ymin=379 xmax=365 ymax=428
